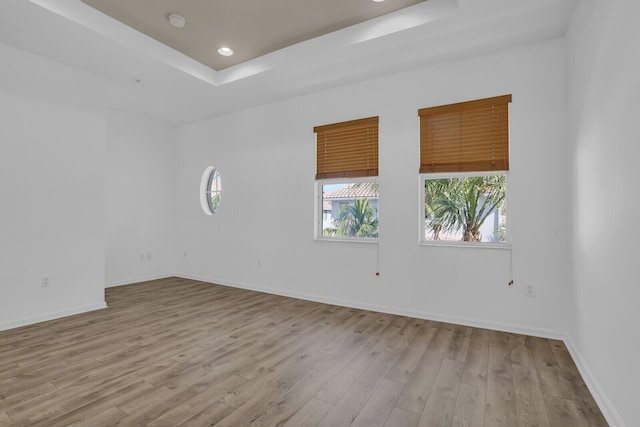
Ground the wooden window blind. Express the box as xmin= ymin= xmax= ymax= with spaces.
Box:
xmin=419 ymin=95 xmax=512 ymax=174
xmin=314 ymin=116 xmax=379 ymax=180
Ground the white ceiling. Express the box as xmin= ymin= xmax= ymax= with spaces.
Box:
xmin=0 ymin=0 xmax=576 ymax=126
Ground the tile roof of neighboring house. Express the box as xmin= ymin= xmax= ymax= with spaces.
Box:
xmin=323 ymin=182 xmax=379 ymax=199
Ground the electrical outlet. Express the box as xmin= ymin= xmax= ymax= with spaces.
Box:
xmin=140 ymin=254 xmax=145 ymax=261
xmin=147 ymin=253 xmax=151 ymax=261
xmin=41 ymin=275 xmax=50 ymax=287
xmin=257 ymin=258 xmax=262 ymax=267
xmin=525 ymin=284 xmax=536 ymax=297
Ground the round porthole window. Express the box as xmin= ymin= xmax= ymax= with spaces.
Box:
xmin=200 ymin=166 xmax=221 ymax=215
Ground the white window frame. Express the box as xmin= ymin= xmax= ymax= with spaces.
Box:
xmin=200 ymin=166 xmax=221 ymax=216
xmin=419 ymin=171 xmax=511 ymax=248
xmin=315 ymin=177 xmax=379 ymax=243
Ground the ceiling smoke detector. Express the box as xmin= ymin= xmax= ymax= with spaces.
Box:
xmin=168 ymin=14 xmax=186 ymax=28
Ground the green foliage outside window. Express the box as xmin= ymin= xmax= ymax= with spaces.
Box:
xmin=425 ymin=175 xmax=506 ymax=242
xmin=324 ymin=198 xmax=378 ymax=238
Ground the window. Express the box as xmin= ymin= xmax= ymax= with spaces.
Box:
xmin=320 ymin=180 xmax=379 ymax=239
xmin=419 ymin=95 xmax=511 ymax=245
xmin=200 ymin=166 xmax=221 ymax=215
xmin=422 ymin=173 xmax=507 ymax=243
xmin=314 ymin=117 xmax=379 ymax=240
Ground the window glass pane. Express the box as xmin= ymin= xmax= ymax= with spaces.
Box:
xmin=424 ymin=174 xmax=506 ymax=243
xmin=207 ymin=168 xmax=221 ymax=214
xmin=322 ymin=181 xmax=379 ymax=239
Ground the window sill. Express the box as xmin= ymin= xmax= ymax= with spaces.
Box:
xmin=315 ymin=237 xmax=378 ymax=244
xmin=419 ymin=241 xmax=511 ymax=250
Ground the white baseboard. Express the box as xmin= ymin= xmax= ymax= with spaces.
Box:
xmin=563 ymin=336 xmax=624 ymax=427
xmin=105 ymin=273 xmax=174 ymax=288
xmin=176 ymin=272 xmax=564 ymax=340
xmin=0 ymin=302 xmax=108 ymax=331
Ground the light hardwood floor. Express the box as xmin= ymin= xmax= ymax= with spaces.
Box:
xmin=0 ymin=277 xmax=607 ymax=426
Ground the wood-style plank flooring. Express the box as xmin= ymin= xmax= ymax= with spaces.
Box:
xmin=0 ymin=277 xmax=608 ymax=426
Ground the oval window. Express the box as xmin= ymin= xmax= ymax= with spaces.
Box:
xmin=200 ymin=166 xmax=221 ymax=215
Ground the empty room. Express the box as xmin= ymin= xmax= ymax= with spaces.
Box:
xmin=0 ymin=0 xmax=637 ymax=426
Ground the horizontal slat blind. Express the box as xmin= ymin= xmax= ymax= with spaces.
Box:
xmin=419 ymin=95 xmax=512 ymax=174
xmin=314 ymin=116 xmax=379 ymax=180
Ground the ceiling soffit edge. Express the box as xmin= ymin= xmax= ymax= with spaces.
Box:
xmin=28 ymin=0 xmax=459 ymax=87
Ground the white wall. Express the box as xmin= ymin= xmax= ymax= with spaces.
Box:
xmin=105 ymin=112 xmax=176 ymax=286
xmin=566 ymin=1 xmax=640 ymax=426
xmin=0 ymin=93 xmax=106 ymax=330
xmin=0 ymin=41 xmax=175 ymax=328
xmin=175 ymin=38 xmax=570 ymax=337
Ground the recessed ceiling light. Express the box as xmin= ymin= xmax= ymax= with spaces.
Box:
xmin=373 ymin=0 xmax=385 ymax=2
xmin=218 ymin=47 xmax=234 ymax=56
xmin=168 ymin=13 xmax=186 ymax=28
